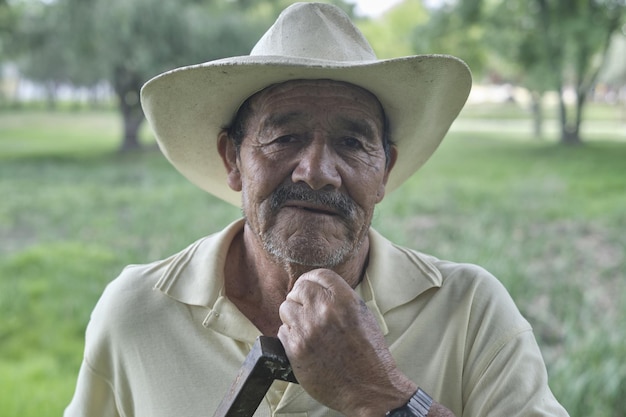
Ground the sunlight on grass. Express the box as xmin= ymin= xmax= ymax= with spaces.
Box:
xmin=0 ymin=110 xmax=155 ymax=159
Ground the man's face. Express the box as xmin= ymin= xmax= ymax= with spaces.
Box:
xmin=227 ymin=79 xmax=394 ymax=268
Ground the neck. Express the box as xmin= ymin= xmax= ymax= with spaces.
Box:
xmin=224 ymin=223 xmax=370 ymax=335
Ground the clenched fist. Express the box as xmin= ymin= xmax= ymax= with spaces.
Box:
xmin=277 ymin=269 xmax=417 ymax=417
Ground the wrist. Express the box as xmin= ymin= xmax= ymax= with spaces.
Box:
xmin=386 ymin=388 xmax=433 ymax=417
xmin=343 ymin=374 xmax=417 ymax=417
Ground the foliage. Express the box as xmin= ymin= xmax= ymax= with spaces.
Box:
xmin=1 ymin=106 xmax=625 ymax=415
xmin=600 ymin=32 xmax=626 ymax=85
xmin=414 ymin=0 xmax=626 ymax=144
xmin=3 ymin=0 xmax=626 ymax=147
xmin=412 ymin=2 xmax=488 ymax=75
xmin=356 ymin=0 xmax=428 ymax=58
xmin=9 ymin=1 xmax=85 ymax=107
xmin=89 ymin=0 xmax=271 ymax=150
xmin=6 ymin=0 xmax=274 ymax=150
xmin=3 ymin=0 xmax=359 ymax=150
xmin=0 ymin=0 xmax=16 ymax=63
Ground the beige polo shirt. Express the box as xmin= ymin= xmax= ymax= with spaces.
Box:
xmin=65 ymin=219 xmax=568 ymax=417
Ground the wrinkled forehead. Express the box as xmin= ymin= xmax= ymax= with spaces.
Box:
xmin=246 ymin=79 xmax=385 ymax=124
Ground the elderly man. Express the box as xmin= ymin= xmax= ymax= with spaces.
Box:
xmin=65 ymin=3 xmax=569 ymax=417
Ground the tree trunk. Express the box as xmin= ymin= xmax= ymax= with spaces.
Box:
xmin=44 ymin=82 xmax=58 ymax=111
xmin=559 ymin=117 xmax=581 ymax=145
xmin=560 ymin=11 xmax=618 ymax=147
xmin=561 ymin=127 xmax=581 ymax=145
xmin=113 ymin=66 xmax=145 ymax=152
xmin=530 ymin=91 xmax=544 ymax=139
xmin=119 ymin=103 xmax=144 ymax=151
xmin=557 ymin=87 xmax=581 ymax=145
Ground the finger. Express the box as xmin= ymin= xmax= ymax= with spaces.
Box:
xmin=293 ymin=271 xmax=329 ymax=292
xmin=277 ymin=323 xmax=289 ymax=342
xmin=277 ymin=322 xmax=307 ymax=358
xmin=277 ymin=320 xmax=316 ymax=365
xmin=284 ymin=290 xmax=304 ymax=305
xmin=287 ymin=277 xmax=330 ymax=305
xmin=290 ymin=268 xmax=350 ymax=299
xmin=297 ymin=269 xmax=353 ymax=295
xmin=278 ymin=297 xmax=300 ymax=324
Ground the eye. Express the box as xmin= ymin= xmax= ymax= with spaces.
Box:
xmin=274 ymin=135 xmax=298 ymax=144
xmin=339 ymin=136 xmax=364 ymax=149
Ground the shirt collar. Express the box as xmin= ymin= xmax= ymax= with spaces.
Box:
xmin=154 ymin=218 xmax=243 ymax=308
xmin=154 ymin=219 xmax=261 ymax=342
xmin=153 ymin=219 xmax=442 ymax=341
xmin=365 ymin=227 xmax=442 ymax=315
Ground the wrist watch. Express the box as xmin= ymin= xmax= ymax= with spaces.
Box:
xmin=386 ymin=388 xmax=433 ymax=417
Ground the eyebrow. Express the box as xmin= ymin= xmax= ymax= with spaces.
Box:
xmin=340 ymin=118 xmax=379 ymax=140
xmin=260 ymin=112 xmax=304 ymax=133
xmin=260 ymin=112 xmax=381 ymax=141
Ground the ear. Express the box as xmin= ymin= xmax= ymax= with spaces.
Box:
xmin=217 ymin=131 xmax=242 ymax=192
xmin=376 ymin=146 xmax=398 ymax=203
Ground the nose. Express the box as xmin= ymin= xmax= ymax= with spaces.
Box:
xmin=291 ymin=137 xmax=341 ymax=190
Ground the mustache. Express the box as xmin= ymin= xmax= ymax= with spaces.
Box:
xmin=268 ymin=184 xmax=357 ymax=219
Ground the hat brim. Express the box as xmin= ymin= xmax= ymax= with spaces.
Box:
xmin=140 ymin=54 xmax=471 ymax=206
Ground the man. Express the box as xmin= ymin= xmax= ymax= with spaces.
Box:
xmin=65 ymin=3 xmax=569 ymax=417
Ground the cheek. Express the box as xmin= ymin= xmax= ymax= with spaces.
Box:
xmin=345 ymin=165 xmax=387 ymax=209
xmin=240 ymin=158 xmax=285 ymax=205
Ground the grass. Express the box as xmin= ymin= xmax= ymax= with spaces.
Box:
xmin=1 ymin=102 xmax=625 ymax=416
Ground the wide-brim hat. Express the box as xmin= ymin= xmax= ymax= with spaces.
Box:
xmin=140 ymin=2 xmax=472 ymax=207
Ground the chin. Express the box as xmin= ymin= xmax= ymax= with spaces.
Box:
xmin=264 ymin=232 xmax=361 ymax=269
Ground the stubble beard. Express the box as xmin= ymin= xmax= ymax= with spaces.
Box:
xmin=263 ymin=221 xmax=358 ymax=268
xmin=244 ymin=184 xmax=369 ymax=269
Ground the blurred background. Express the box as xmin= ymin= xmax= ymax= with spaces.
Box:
xmin=0 ymin=0 xmax=625 ymax=416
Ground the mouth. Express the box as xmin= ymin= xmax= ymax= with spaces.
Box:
xmin=283 ymin=201 xmax=340 ymax=216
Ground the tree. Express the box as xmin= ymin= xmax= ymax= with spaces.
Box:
xmin=600 ymin=32 xmax=626 ymax=85
xmin=416 ymin=0 xmax=626 ymax=144
xmin=0 ymin=0 xmax=16 ymax=62
xmin=412 ymin=0 xmax=489 ymax=77
xmin=0 ymin=0 xmax=14 ymax=104
xmin=530 ymin=0 xmax=624 ymax=144
xmin=356 ymin=0 xmax=428 ymax=59
xmin=10 ymin=1 xmax=76 ymax=108
xmin=63 ymin=0 xmax=269 ymax=151
xmin=7 ymin=0 xmax=359 ymax=150
xmin=8 ymin=0 xmax=270 ymax=150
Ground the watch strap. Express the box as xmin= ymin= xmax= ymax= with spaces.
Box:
xmin=386 ymin=388 xmax=433 ymax=417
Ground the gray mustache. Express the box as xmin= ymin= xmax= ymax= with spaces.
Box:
xmin=269 ymin=184 xmax=357 ymax=219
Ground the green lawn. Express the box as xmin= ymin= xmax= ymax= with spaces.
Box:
xmin=1 ymin=103 xmax=625 ymax=416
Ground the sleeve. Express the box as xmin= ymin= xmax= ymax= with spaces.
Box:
xmin=460 ymin=286 xmax=570 ymax=417
xmin=464 ymin=329 xmax=569 ymax=417
xmin=64 ymin=358 xmax=121 ymax=417
xmin=63 ymin=271 xmax=133 ymax=417
xmin=424 ymin=259 xmax=570 ymax=417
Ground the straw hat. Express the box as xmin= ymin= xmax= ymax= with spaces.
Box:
xmin=140 ymin=2 xmax=472 ymax=206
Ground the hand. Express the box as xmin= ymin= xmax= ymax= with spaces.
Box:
xmin=277 ymin=269 xmax=416 ymax=416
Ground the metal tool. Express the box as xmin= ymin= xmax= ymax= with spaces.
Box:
xmin=213 ymin=336 xmax=298 ymax=417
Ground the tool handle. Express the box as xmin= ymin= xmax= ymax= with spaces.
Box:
xmin=213 ymin=336 xmax=297 ymax=417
